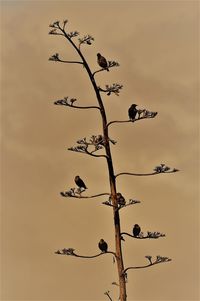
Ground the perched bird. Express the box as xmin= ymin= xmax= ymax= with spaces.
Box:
xmin=74 ymin=176 xmax=87 ymax=190
xmin=133 ymin=224 xmax=141 ymax=237
xmin=98 ymin=239 xmax=108 ymax=253
xmin=128 ymin=104 xmax=138 ymax=120
xmin=116 ymin=192 xmax=126 ymax=206
xmin=97 ymin=53 xmax=109 ymax=71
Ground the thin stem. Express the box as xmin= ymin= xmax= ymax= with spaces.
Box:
xmin=67 ymin=104 xmax=100 ymax=110
xmin=116 ymin=171 xmax=159 ymax=178
xmin=59 ymin=251 xmax=116 ymax=259
xmin=120 ymin=232 xmax=164 ymax=239
xmin=92 ymin=68 xmax=105 ymax=77
xmin=85 ymin=149 xmax=108 ymax=158
xmin=123 ymin=260 xmax=170 ymax=274
xmin=104 ymin=291 xmax=113 ymax=301
xmin=57 ymin=59 xmax=83 ymax=65
xmin=115 ymin=170 xmax=177 ymax=178
xmin=61 ymin=192 xmax=110 ymax=199
xmin=106 ymin=116 xmax=155 ymax=128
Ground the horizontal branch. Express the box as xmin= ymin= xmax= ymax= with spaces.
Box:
xmin=115 ymin=165 xmax=179 ymax=178
xmin=57 ymin=59 xmax=83 ymax=65
xmin=68 ymin=147 xmax=107 ymax=158
xmin=60 ymin=191 xmax=110 ymax=199
xmin=123 ymin=256 xmax=172 ymax=275
xmin=120 ymin=232 xmax=165 ymax=240
xmin=49 ymin=54 xmax=83 ymax=65
xmin=92 ymin=68 xmax=106 ymax=77
xmin=106 ymin=115 xmax=156 ymax=128
xmin=85 ymin=149 xmax=108 ymax=158
xmin=116 ymin=171 xmax=159 ymax=178
xmin=55 ymin=249 xmax=116 ymax=259
xmin=65 ymin=104 xmax=100 ymax=110
xmin=54 ymin=98 xmax=100 ymax=110
xmin=102 ymin=199 xmax=141 ymax=210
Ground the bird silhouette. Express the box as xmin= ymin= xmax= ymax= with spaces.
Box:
xmin=98 ymin=239 xmax=108 ymax=253
xmin=116 ymin=192 xmax=126 ymax=206
xmin=97 ymin=53 xmax=109 ymax=71
xmin=128 ymin=104 xmax=138 ymax=120
xmin=133 ymin=224 xmax=141 ymax=237
xmin=74 ymin=176 xmax=87 ymax=190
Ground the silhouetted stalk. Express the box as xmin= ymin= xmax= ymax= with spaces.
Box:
xmin=58 ymin=25 xmax=127 ymax=301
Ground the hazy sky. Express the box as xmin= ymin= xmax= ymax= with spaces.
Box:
xmin=1 ymin=1 xmax=199 ymax=300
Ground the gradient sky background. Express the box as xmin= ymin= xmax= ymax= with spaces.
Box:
xmin=0 ymin=1 xmax=199 ymax=300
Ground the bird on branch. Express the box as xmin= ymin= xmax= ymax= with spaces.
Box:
xmin=133 ymin=224 xmax=141 ymax=237
xmin=128 ymin=104 xmax=138 ymax=120
xmin=116 ymin=192 xmax=126 ymax=206
xmin=74 ymin=176 xmax=87 ymax=190
xmin=97 ymin=53 xmax=109 ymax=71
xmin=98 ymin=239 xmax=108 ymax=253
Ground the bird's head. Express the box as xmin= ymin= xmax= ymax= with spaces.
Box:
xmin=134 ymin=224 xmax=139 ymax=227
xmin=97 ymin=53 xmax=101 ymax=58
xmin=75 ymin=175 xmax=80 ymax=180
xmin=132 ymin=104 xmax=137 ymax=108
xmin=100 ymin=239 xmax=104 ymax=243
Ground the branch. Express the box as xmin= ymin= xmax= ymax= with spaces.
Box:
xmin=120 ymin=231 xmax=165 ymax=240
xmin=115 ymin=164 xmax=179 ymax=178
xmin=123 ymin=255 xmax=172 ymax=275
xmin=78 ymin=34 xmax=94 ymax=49
xmin=99 ymin=83 xmax=123 ymax=96
xmin=60 ymin=190 xmax=110 ymax=199
xmin=106 ymin=115 xmax=158 ymax=128
xmin=93 ymin=61 xmax=120 ymax=77
xmin=85 ymin=148 xmax=108 ymax=158
xmin=55 ymin=248 xmax=116 ymax=259
xmin=49 ymin=53 xmax=83 ymax=65
xmin=102 ymin=198 xmax=141 ymax=209
xmin=68 ymin=135 xmax=110 ymax=158
xmin=68 ymin=146 xmax=107 ymax=158
xmin=104 ymin=291 xmax=113 ymax=301
xmin=54 ymin=97 xmax=100 ymax=110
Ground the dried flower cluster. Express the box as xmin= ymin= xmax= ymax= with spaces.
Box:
xmin=54 ymin=96 xmax=77 ymax=106
xmin=60 ymin=188 xmax=82 ymax=197
xmin=107 ymin=61 xmax=120 ymax=68
xmin=154 ymin=164 xmax=179 ymax=173
xmin=78 ymin=35 xmax=94 ymax=47
xmin=99 ymin=83 xmax=123 ymax=96
xmin=49 ymin=53 xmax=60 ymax=62
xmin=102 ymin=194 xmax=141 ymax=209
xmin=137 ymin=109 xmax=158 ymax=119
xmin=55 ymin=248 xmax=75 ymax=256
xmin=146 ymin=231 xmax=165 ymax=239
xmin=145 ymin=255 xmax=171 ymax=265
xmin=68 ymin=135 xmax=116 ymax=155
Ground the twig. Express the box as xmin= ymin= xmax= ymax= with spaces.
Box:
xmin=85 ymin=149 xmax=108 ymax=158
xmin=55 ymin=249 xmax=116 ymax=259
xmin=66 ymin=104 xmax=100 ymax=110
xmin=120 ymin=232 xmax=165 ymax=240
xmin=116 ymin=171 xmax=159 ymax=178
xmin=104 ymin=291 xmax=113 ymax=301
xmin=115 ymin=169 xmax=178 ymax=178
xmin=106 ymin=116 xmax=156 ymax=128
xmin=60 ymin=192 xmax=110 ymax=199
xmin=123 ymin=258 xmax=171 ymax=274
xmin=92 ymin=68 xmax=106 ymax=77
xmin=57 ymin=59 xmax=83 ymax=65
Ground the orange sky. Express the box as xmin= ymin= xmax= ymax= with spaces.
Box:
xmin=0 ymin=1 xmax=199 ymax=300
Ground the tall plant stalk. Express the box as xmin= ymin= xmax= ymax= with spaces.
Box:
xmin=50 ymin=20 xmax=177 ymax=301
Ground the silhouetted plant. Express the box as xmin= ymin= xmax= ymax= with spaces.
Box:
xmin=49 ymin=19 xmax=178 ymax=301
